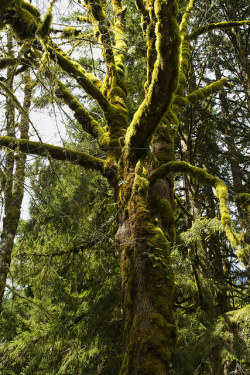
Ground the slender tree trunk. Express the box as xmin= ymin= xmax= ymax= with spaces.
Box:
xmin=220 ymin=0 xmax=250 ymax=104
xmin=0 ymin=60 xmax=32 ymax=312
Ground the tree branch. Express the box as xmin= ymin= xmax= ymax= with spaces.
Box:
xmin=47 ymin=44 xmax=111 ymax=115
xmin=189 ymin=20 xmax=250 ymax=41
xmin=125 ymin=0 xmax=180 ymax=153
xmin=187 ymin=78 xmax=234 ymax=104
xmin=87 ymin=0 xmax=115 ymax=80
xmin=55 ymin=79 xmax=109 ymax=147
xmin=5 ymin=283 xmax=57 ymax=322
xmin=150 ymin=161 xmax=239 ymax=249
xmin=0 ymin=136 xmax=106 ymax=173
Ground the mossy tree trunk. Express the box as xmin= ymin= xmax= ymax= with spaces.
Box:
xmin=116 ymin=173 xmax=176 ymax=374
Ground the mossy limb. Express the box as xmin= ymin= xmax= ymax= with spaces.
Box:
xmin=189 ymin=20 xmax=250 ymax=40
xmin=7 ymin=6 xmax=39 ymax=40
xmin=151 ymin=161 xmax=239 ymax=249
xmin=37 ymin=7 xmax=53 ymax=41
xmin=187 ymin=78 xmax=233 ymax=104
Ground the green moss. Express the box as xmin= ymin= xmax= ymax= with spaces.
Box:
xmin=189 ymin=20 xmax=250 ymax=41
xmin=60 ymin=27 xmax=81 ymax=38
xmin=187 ymin=78 xmax=231 ymax=104
xmin=151 ymin=161 xmax=239 ymax=249
xmin=0 ymin=58 xmax=18 ymax=70
xmin=215 ymin=184 xmax=231 ymax=226
xmin=0 ymin=0 xmax=20 ymax=10
xmin=236 ymin=193 xmax=250 ymax=206
xmin=55 ymin=79 xmax=109 ymax=147
xmin=37 ymin=9 xmax=52 ymax=41
xmin=8 ymin=5 xmax=39 ymax=40
xmin=0 ymin=135 xmax=106 ymax=173
xmin=21 ymin=1 xmax=40 ymax=19
xmin=173 ymin=94 xmax=188 ymax=107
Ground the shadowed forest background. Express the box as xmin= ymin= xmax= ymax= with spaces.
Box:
xmin=0 ymin=0 xmax=249 ymax=374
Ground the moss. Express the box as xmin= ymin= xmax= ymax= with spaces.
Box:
xmin=21 ymin=1 xmax=40 ymax=19
xmin=189 ymin=20 xmax=250 ymax=40
xmin=151 ymin=161 xmax=239 ymax=249
xmin=37 ymin=9 xmax=52 ymax=41
xmin=0 ymin=0 xmax=20 ymax=10
xmin=0 ymin=135 xmax=106 ymax=173
xmin=173 ymin=94 xmax=188 ymax=107
xmin=60 ymin=27 xmax=81 ymax=38
xmin=0 ymin=58 xmax=18 ymax=70
xmin=236 ymin=193 xmax=250 ymax=206
xmin=187 ymin=78 xmax=231 ymax=104
xmin=215 ymin=183 xmax=231 ymax=226
xmin=125 ymin=0 xmax=181 ymax=152
xmin=55 ymin=79 xmax=109 ymax=148
xmin=8 ymin=5 xmax=39 ymax=40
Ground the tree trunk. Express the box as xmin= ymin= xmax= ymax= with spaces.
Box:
xmin=0 ymin=63 xmax=32 ymax=312
xmin=117 ymin=125 xmax=177 ymax=374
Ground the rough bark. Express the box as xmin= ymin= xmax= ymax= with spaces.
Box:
xmin=116 ymin=161 xmax=177 ymax=375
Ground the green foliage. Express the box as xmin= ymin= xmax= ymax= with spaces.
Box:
xmin=0 ymin=159 xmax=122 ymax=374
xmin=180 ymin=217 xmax=224 ymax=245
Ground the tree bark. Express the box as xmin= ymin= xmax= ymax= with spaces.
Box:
xmin=116 ymin=167 xmax=177 ymax=374
xmin=0 ymin=57 xmax=32 ymax=312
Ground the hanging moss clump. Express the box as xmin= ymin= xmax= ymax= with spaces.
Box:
xmin=4 ymin=3 xmax=40 ymax=41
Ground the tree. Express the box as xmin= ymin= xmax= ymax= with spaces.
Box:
xmin=0 ymin=31 xmax=33 ymax=313
xmin=0 ymin=0 xmax=249 ymax=373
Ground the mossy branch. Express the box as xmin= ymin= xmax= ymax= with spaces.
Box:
xmin=135 ymin=0 xmax=149 ymax=17
xmin=151 ymin=161 xmax=239 ymax=249
xmin=180 ymin=0 xmax=196 ymax=35
xmin=47 ymin=44 xmax=111 ymax=116
xmin=0 ymin=58 xmax=19 ymax=69
xmin=111 ymin=0 xmax=127 ymax=77
xmin=189 ymin=20 xmax=250 ymax=41
xmin=0 ymin=136 xmax=106 ymax=173
xmin=87 ymin=0 xmax=116 ymax=80
xmin=178 ymin=0 xmax=196 ymax=90
xmin=55 ymin=79 xmax=109 ymax=147
xmin=187 ymin=78 xmax=234 ymax=104
xmin=125 ymin=0 xmax=180 ymax=152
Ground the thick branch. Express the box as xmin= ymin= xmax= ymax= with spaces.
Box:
xmin=175 ymin=0 xmax=196 ymax=100
xmin=0 ymin=136 xmax=106 ymax=173
xmin=125 ymin=0 xmax=180 ymax=152
xmin=189 ymin=21 xmax=250 ymax=41
xmin=151 ymin=161 xmax=239 ymax=248
xmin=87 ymin=0 xmax=116 ymax=89
xmin=111 ymin=0 xmax=127 ymax=81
